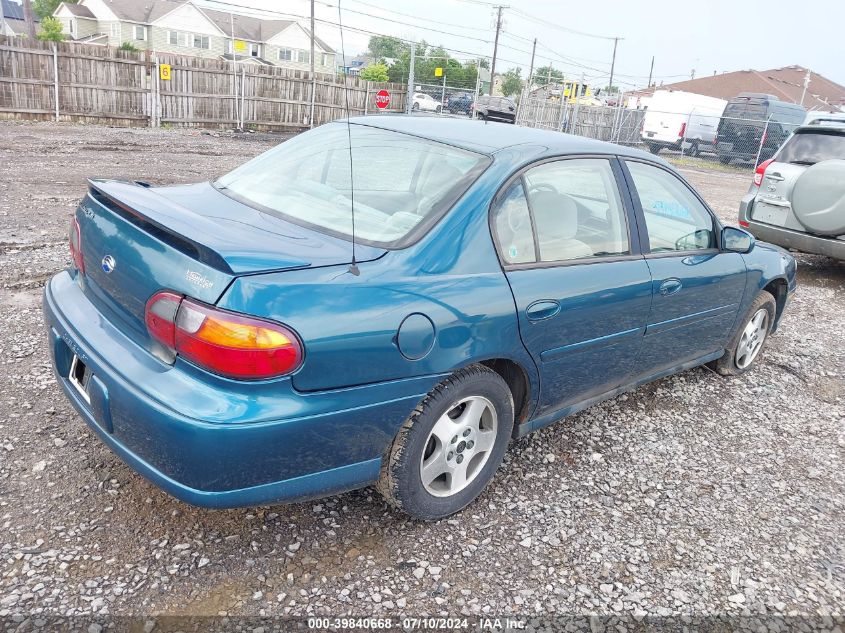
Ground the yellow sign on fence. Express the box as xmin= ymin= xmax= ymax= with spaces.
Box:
xmin=159 ymin=63 xmax=172 ymax=81
xmin=434 ymin=67 xmax=443 ymax=77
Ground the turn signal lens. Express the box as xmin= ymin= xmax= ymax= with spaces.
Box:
xmin=144 ymin=291 xmax=303 ymax=380
xmin=69 ymin=215 xmax=84 ymax=274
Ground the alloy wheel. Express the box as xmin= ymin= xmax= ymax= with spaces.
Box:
xmin=735 ymin=308 xmax=769 ymax=369
xmin=419 ymin=396 xmax=498 ymax=497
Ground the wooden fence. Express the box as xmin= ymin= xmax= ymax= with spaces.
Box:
xmin=0 ymin=36 xmax=407 ymax=129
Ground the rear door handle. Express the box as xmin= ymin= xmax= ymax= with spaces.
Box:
xmin=659 ymin=278 xmax=683 ymax=296
xmin=766 ymin=173 xmax=784 ymax=181
xmin=525 ymin=299 xmax=561 ymax=322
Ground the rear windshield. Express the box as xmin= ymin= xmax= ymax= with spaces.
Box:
xmin=777 ymin=131 xmax=845 ymax=165
xmin=724 ymin=100 xmax=766 ymax=120
xmin=215 ymin=124 xmax=489 ymax=247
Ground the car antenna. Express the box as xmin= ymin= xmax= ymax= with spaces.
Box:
xmin=337 ymin=0 xmax=360 ymax=276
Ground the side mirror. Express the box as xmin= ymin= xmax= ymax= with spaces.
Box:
xmin=722 ymin=226 xmax=755 ymax=254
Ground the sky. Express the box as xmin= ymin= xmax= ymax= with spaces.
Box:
xmin=198 ymin=0 xmax=845 ymax=90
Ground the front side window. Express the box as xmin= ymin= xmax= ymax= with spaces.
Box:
xmin=215 ymin=124 xmax=490 ymax=246
xmin=627 ymin=161 xmax=716 ymax=253
xmin=278 ymin=48 xmax=292 ymax=61
xmin=523 ymin=158 xmax=629 ymax=262
xmin=134 ymin=25 xmax=146 ymax=41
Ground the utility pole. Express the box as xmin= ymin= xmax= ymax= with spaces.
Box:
xmin=527 ymin=37 xmax=537 ymax=92
xmin=800 ymin=68 xmax=811 ymax=106
xmin=647 ymin=56 xmax=654 ymax=87
xmin=608 ymin=37 xmax=618 ymax=91
xmin=489 ymin=5 xmax=506 ymax=96
xmin=309 ymin=0 xmax=316 ymax=127
xmin=22 ymin=0 xmax=36 ymax=39
xmin=406 ymin=40 xmax=416 ymax=114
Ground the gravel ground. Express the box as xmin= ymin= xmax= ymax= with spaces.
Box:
xmin=0 ymin=122 xmax=843 ymax=628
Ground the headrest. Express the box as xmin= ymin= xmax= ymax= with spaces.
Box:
xmin=530 ymin=191 xmax=579 ymax=240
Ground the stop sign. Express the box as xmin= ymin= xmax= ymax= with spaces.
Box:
xmin=375 ymin=89 xmax=390 ymax=109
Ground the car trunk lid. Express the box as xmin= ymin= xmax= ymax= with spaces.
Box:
xmin=751 ymin=161 xmax=804 ymax=228
xmin=77 ymin=179 xmax=384 ymax=342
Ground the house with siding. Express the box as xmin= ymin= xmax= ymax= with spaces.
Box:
xmin=1 ymin=0 xmax=38 ymax=36
xmin=52 ymin=0 xmax=335 ymax=72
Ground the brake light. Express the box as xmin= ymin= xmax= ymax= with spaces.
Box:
xmin=69 ymin=215 xmax=84 ymax=274
xmin=753 ymin=158 xmax=774 ymax=186
xmin=679 ymin=122 xmax=687 ymax=138
xmin=145 ymin=291 xmax=303 ymax=380
xmin=739 ymin=220 xmax=750 ymax=228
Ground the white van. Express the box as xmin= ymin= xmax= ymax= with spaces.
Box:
xmin=641 ymin=90 xmax=728 ymax=157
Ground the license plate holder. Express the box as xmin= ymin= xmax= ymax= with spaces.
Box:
xmin=69 ymin=355 xmax=92 ymax=404
xmin=753 ymin=200 xmax=789 ymax=227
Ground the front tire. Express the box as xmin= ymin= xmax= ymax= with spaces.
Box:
xmin=710 ymin=291 xmax=776 ymax=376
xmin=377 ymin=365 xmax=514 ymax=520
xmin=412 ymin=102 xmax=419 ymax=111
xmin=646 ymin=142 xmax=660 ymax=154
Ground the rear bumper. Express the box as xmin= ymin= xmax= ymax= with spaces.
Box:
xmin=747 ymin=221 xmax=845 ymax=259
xmin=44 ymin=271 xmax=441 ymax=508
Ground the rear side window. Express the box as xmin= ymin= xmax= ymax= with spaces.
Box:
xmin=523 ymin=159 xmax=628 ymax=261
xmin=627 ymin=161 xmax=716 ymax=253
xmin=492 ymin=182 xmax=536 ymax=264
xmin=777 ymin=131 xmax=845 ymax=165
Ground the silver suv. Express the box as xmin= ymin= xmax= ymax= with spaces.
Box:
xmin=739 ymin=119 xmax=845 ymax=260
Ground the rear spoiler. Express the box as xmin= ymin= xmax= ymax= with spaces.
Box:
xmin=88 ymin=179 xmax=235 ymax=274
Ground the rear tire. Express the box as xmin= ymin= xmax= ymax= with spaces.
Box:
xmin=718 ymin=155 xmax=732 ymax=165
xmin=646 ymin=142 xmax=660 ymax=155
xmin=709 ymin=291 xmax=776 ymax=376
xmin=377 ymin=364 xmax=514 ymax=520
xmin=412 ymin=102 xmax=419 ymax=111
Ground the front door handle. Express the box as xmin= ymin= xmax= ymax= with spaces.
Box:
xmin=659 ymin=278 xmax=683 ymax=296
xmin=525 ymin=299 xmax=561 ymax=322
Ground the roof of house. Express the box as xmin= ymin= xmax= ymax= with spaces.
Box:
xmin=95 ymin=0 xmax=184 ymax=23
xmin=85 ymin=0 xmax=334 ymax=51
xmin=1 ymin=0 xmax=23 ymax=20
xmin=631 ymin=66 xmax=845 ymax=112
xmin=61 ymin=3 xmax=96 ymax=18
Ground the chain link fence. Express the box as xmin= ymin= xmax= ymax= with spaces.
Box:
xmin=516 ymin=92 xmax=808 ymax=170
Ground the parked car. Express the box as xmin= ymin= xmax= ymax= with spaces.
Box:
xmin=412 ymin=92 xmax=441 ymax=113
xmin=448 ymin=93 xmax=474 ymax=115
xmin=475 ymin=95 xmax=516 ymax=123
xmin=739 ymin=118 xmax=845 ymax=259
xmin=45 ymin=117 xmax=796 ymax=520
xmin=641 ymin=90 xmax=727 ymax=157
xmin=716 ymin=93 xmax=806 ymax=165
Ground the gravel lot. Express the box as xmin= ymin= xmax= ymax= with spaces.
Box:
xmin=0 ymin=122 xmax=843 ymax=628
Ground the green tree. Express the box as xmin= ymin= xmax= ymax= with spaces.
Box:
xmin=500 ymin=67 xmax=523 ymax=96
xmin=119 ymin=41 xmax=139 ymax=52
xmin=602 ymin=85 xmax=620 ymax=94
xmin=33 ymin=0 xmax=77 ymax=20
xmin=367 ymin=36 xmax=408 ymax=60
xmin=532 ymin=64 xmax=565 ymax=86
xmin=359 ymin=63 xmax=389 ymax=82
xmin=36 ymin=16 xmax=65 ymax=41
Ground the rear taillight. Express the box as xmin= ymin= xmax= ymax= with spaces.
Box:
xmin=753 ymin=158 xmax=774 ymax=186
xmin=739 ymin=220 xmax=750 ymax=228
xmin=145 ymin=291 xmax=303 ymax=380
xmin=69 ymin=215 xmax=84 ymax=274
xmin=679 ymin=122 xmax=687 ymax=138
